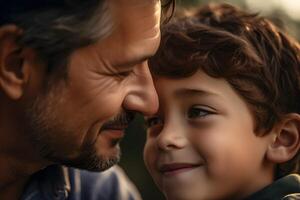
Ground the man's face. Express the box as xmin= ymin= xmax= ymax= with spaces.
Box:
xmin=144 ymin=71 xmax=274 ymax=200
xmin=25 ymin=0 xmax=161 ymax=171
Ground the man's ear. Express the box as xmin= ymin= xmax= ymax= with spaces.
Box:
xmin=266 ymin=113 xmax=300 ymax=164
xmin=0 ymin=24 xmax=29 ymax=100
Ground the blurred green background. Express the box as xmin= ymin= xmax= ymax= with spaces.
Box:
xmin=119 ymin=1 xmax=300 ymax=200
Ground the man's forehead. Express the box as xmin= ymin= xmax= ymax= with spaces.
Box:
xmin=109 ymin=0 xmax=161 ymax=37
xmin=72 ymin=0 xmax=161 ymax=68
xmin=112 ymin=0 xmax=159 ymax=6
xmin=109 ymin=0 xmax=160 ymax=16
xmin=102 ymin=0 xmax=161 ymax=59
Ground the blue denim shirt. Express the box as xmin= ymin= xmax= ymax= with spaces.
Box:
xmin=21 ymin=165 xmax=142 ymax=200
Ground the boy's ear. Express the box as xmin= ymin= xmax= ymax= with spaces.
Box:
xmin=0 ymin=24 xmax=30 ymax=100
xmin=266 ymin=113 xmax=300 ymax=164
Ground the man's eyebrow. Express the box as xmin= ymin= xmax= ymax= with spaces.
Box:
xmin=116 ymin=54 xmax=153 ymax=68
xmin=174 ymin=88 xmax=220 ymax=98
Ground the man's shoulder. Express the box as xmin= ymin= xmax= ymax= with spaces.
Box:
xmin=22 ymin=165 xmax=141 ymax=200
xmin=67 ymin=165 xmax=142 ymax=200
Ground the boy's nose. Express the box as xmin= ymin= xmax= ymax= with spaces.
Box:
xmin=157 ymin=124 xmax=188 ymax=151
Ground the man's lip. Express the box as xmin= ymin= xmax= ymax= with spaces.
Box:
xmin=159 ymin=163 xmax=202 ymax=174
xmin=99 ymin=129 xmax=125 ymax=145
xmin=99 ymin=124 xmax=128 ymax=142
xmin=100 ymin=112 xmax=135 ymax=131
xmin=100 ymin=124 xmax=129 ymax=132
xmin=101 ymin=126 xmax=128 ymax=131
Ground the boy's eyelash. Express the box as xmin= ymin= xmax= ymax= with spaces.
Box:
xmin=145 ymin=106 xmax=216 ymax=128
xmin=145 ymin=116 xmax=163 ymax=128
xmin=187 ymin=106 xmax=215 ymax=119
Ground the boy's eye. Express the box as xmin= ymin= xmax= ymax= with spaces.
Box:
xmin=187 ymin=106 xmax=213 ymax=119
xmin=145 ymin=116 xmax=163 ymax=128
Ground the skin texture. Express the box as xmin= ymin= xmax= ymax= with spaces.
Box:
xmin=0 ymin=0 xmax=161 ymax=199
xmin=144 ymin=71 xmax=276 ymax=200
xmin=23 ymin=0 xmax=161 ymax=171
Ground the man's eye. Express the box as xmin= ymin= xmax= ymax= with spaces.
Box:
xmin=187 ymin=106 xmax=213 ymax=119
xmin=145 ymin=116 xmax=163 ymax=128
xmin=117 ymin=70 xmax=132 ymax=77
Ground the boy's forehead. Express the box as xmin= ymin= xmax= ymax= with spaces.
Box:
xmin=153 ymin=71 xmax=226 ymax=97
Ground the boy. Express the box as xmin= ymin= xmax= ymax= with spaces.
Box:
xmin=143 ymin=3 xmax=300 ymax=200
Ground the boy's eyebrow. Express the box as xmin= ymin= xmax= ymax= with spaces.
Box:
xmin=174 ymin=88 xmax=220 ymax=98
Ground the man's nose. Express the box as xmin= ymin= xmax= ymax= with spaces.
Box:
xmin=122 ymin=62 xmax=159 ymax=116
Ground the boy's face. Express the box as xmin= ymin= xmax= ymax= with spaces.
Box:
xmin=144 ymin=70 xmax=274 ymax=200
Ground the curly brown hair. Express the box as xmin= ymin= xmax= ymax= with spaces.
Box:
xmin=149 ymin=3 xmax=300 ymax=179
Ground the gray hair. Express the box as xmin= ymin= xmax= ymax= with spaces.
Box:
xmin=5 ymin=0 xmax=175 ymax=75
xmin=11 ymin=0 xmax=113 ymax=73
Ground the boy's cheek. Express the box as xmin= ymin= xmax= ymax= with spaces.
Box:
xmin=143 ymin=141 xmax=157 ymax=172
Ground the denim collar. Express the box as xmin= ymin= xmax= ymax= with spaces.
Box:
xmin=21 ymin=165 xmax=71 ymax=200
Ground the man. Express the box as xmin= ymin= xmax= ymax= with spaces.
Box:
xmin=0 ymin=0 xmax=174 ymax=199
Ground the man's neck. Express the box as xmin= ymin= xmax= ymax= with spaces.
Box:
xmin=0 ymin=153 xmax=48 ymax=200
xmin=0 ymin=106 xmax=49 ymax=200
xmin=0 ymin=175 xmax=29 ymax=200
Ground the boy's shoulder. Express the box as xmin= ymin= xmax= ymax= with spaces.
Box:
xmin=282 ymin=193 xmax=300 ymax=200
xmin=245 ymin=174 xmax=300 ymax=200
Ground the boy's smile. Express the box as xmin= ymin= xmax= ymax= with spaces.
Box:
xmin=158 ymin=162 xmax=203 ymax=176
xmin=144 ymin=70 xmax=275 ymax=200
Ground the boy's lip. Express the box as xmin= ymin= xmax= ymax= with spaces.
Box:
xmin=158 ymin=163 xmax=202 ymax=175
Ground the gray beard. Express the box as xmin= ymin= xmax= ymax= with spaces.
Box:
xmin=23 ymin=89 xmax=120 ymax=172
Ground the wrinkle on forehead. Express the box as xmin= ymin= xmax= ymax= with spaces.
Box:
xmin=109 ymin=0 xmax=161 ymax=40
xmin=69 ymin=0 xmax=161 ymax=74
xmin=112 ymin=0 xmax=160 ymax=6
xmin=83 ymin=0 xmax=162 ymax=68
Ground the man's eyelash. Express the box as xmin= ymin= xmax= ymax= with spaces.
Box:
xmin=116 ymin=71 xmax=132 ymax=77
